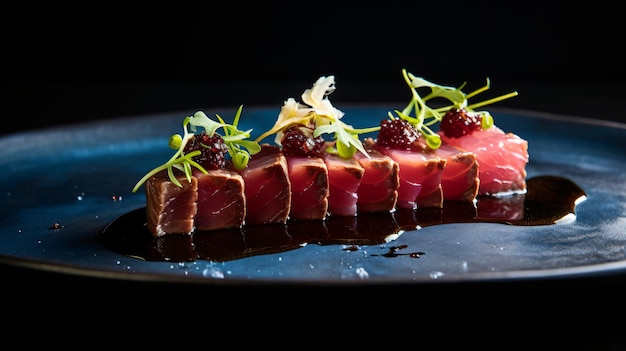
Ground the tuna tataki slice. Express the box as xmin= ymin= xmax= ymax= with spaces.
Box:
xmin=285 ymin=156 xmax=329 ymax=220
xmin=354 ymin=139 xmax=400 ymax=213
xmin=322 ymin=152 xmax=365 ymax=217
xmin=145 ymin=170 xmax=198 ymax=237
xmin=193 ymin=168 xmax=246 ymax=231
xmin=439 ymin=126 xmax=528 ymax=196
xmin=432 ymin=143 xmax=480 ymax=202
xmin=236 ymin=144 xmax=291 ymax=225
xmin=368 ymin=139 xmax=446 ymax=209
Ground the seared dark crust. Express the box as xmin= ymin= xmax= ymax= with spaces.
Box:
xmin=145 ymin=170 xmax=198 ymax=237
xmin=194 ymin=168 xmax=246 ymax=231
xmin=237 ymin=144 xmax=291 ymax=225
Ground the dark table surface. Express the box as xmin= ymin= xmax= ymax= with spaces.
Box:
xmin=2 ymin=3 xmax=625 ymax=348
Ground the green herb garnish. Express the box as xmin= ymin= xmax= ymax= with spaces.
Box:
xmin=391 ymin=68 xmax=518 ymax=149
xmin=132 ymin=105 xmax=260 ymax=193
xmin=255 ymin=76 xmax=379 ymax=159
xmin=188 ymin=106 xmax=261 ymax=169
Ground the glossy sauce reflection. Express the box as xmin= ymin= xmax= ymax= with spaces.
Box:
xmin=101 ymin=176 xmax=586 ymax=263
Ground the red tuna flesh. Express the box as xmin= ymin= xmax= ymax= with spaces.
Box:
xmin=354 ymin=139 xmax=400 ymax=213
xmin=439 ymin=126 xmax=528 ymax=196
xmin=432 ymin=143 xmax=479 ymax=202
xmin=322 ymin=152 xmax=365 ymax=216
xmin=193 ymin=168 xmax=246 ymax=231
xmin=145 ymin=170 xmax=198 ymax=237
xmin=236 ymin=144 xmax=291 ymax=225
xmin=369 ymin=139 xmax=446 ymax=209
xmin=285 ymin=156 xmax=329 ymax=220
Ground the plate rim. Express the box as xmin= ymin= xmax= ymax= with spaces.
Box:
xmin=1 ymin=104 xmax=625 ymax=285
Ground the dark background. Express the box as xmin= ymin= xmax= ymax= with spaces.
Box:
xmin=2 ymin=3 xmax=624 ymax=136
xmin=2 ymin=3 xmax=626 ymax=347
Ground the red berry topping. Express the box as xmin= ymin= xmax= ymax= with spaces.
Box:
xmin=183 ymin=131 xmax=229 ymax=170
xmin=376 ymin=118 xmax=421 ymax=150
xmin=440 ymin=108 xmax=483 ymax=138
xmin=281 ymin=125 xmax=326 ymax=157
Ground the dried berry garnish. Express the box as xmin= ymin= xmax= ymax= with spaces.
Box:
xmin=280 ymin=125 xmax=326 ymax=157
xmin=389 ymin=69 xmax=517 ymax=149
xmin=184 ymin=131 xmax=229 ymax=170
xmin=255 ymin=76 xmax=379 ymax=159
xmin=440 ymin=108 xmax=483 ymax=138
xmin=376 ymin=118 xmax=421 ymax=150
xmin=132 ymin=106 xmax=261 ymax=192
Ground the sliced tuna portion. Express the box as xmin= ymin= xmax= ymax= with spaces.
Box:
xmin=285 ymin=156 xmax=329 ymax=220
xmin=439 ymin=126 xmax=528 ymax=196
xmin=145 ymin=170 xmax=198 ymax=237
xmin=411 ymin=153 xmax=446 ymax=208
xmin=236 ymin=144 xmax=291 ymax=225
xmin=354 ymin=139 xmax=400 ymax=213
xmin=369 ymin=139 xmax=446 ymax=209
xmin=432 ymin=142 xmax=479 ymax=202
xmin=193 ymin=168 xmax=246 ymax=231
xmin=322 ymin=151 xmax=365 ymax=217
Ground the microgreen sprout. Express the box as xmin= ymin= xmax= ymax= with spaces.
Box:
xmin=388 ymin=109 xmax=442 ymax=149
xmin=255 ymin=76 xmax=380 ymax=159
xmin=315 ymin=119 xmax=380 ymax=158
xmin=187 ymin=105 xmax=261 ymax=170
xmin=392 ymin=68 xmax=518 ymax=149
xmin=132 ymin=105 xmax=260 ymax=193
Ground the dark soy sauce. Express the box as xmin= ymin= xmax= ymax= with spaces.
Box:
xmin=101 ymin=175 xmax=586 ymax=263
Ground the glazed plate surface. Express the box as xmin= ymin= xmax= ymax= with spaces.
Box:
xmin=1 ymin=105 xmax=625 ymax=285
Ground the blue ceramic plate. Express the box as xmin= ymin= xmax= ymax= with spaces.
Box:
xmin=1 ymin=105 xmax=625 ymax=285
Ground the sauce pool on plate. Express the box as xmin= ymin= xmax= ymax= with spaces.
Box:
xmin=101 ymin=175 xmax=586 ymax=263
